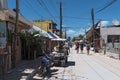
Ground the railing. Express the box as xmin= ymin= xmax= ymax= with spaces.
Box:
xmin=106 ymin=43 xmax=120 ymax=59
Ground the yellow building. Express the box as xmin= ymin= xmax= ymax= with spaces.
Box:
xmin=33 ymin=19 xmax=66 ymax=38
xmin=33 ymin=20 xmax=57 ymax=33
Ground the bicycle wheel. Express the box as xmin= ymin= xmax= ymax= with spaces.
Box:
xmin=39 ymin=66 xmax=45 ymax=76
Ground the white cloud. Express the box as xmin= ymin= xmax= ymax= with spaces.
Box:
xmin=67 ymin=29 xmax=76 ymax=34
xmin=62 ymin=25 xmax=66 ymax=27
xmin=98 ymin=21 xmax=110 ymax=26
xmin=67 ymin=28 xmax=86 ymax=38
xmin=112 ymin=20 xmax=119 ymax=25
xmin=80 ymin=28 xmax=85 ymax=34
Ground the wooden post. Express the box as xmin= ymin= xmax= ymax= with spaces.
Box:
xmin=118 ymin=44 xmax=120 ymax=60
xmin=12 ymin=0 xmax=19 ymax=68
xmin=0 ymin=48 xmax=4 ymax=79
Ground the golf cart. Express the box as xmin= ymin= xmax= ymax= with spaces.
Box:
xmin=51 ymin=38 xmax=68 ymax=66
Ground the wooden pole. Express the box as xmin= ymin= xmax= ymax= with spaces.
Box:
xmin=60 ymin=2 xmax=62 ymax=38
xmin=12 ymin=0 xmax=19 ymax=68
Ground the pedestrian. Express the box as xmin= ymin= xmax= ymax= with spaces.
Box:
xmin=86 ymin=42 xmax=90 ymax=55
xmin=102 ymin=40 xmax=106 ymax=55
xmin=65 ymin=40 xmax=69 ymax=55
xmin=70 ymin=41 xmax=73 ymax=48
xmin=59 ymin=43 xmax=64 ymax=53
xmin=75 ymin=41 xmax=79 ymax=53
xmin=80 ymin=42 xmax=84 ymax=53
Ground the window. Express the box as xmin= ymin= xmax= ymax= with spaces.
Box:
xmin=107 ymin=35 xmax=120 ymax=43
xmin=49 ymin=23 xmax=51 ymax=29
xmin=0 ymin=21 xmax=7 ymax=48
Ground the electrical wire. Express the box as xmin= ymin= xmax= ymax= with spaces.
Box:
xmin=42 ymin=0 xmax=59 ymax=23
xmin=96 ymin=0 xmax=117 ymax=13
xmin=48 ymin=0 xmax=59 ymax=15
xmin=19 ymin=0 xmax=39 ymax=19
xmin=37 ymin=0 xmax=58 ymax=23
xmin=25 ymin=0 xmax=45 ymax=19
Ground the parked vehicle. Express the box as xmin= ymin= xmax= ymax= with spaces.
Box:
xmin=51 ymin=38 xmax=68 ymax=66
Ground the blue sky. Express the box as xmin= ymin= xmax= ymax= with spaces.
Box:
xmin=8 ymin=0 xmax=120 ymax=38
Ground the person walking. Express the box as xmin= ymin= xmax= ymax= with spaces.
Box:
xmin=80 ymin=42 xmax=84 ymax=53
xmin=65 ymin=41 xmax=69 ymax=55
xmin=75 ymin=41 xmax=80 ymax=53
xmin=86 ymin=42 xmax=90 ymax=55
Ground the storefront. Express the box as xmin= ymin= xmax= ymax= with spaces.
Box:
xmin=0 ymin=21 xmax=7 ymax=75
xmin=0 ymin=9 xmax=32 ymax=75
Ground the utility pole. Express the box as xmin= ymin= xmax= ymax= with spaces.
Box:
xmin=63 ymin=27 xmax=67 ymax=38
xmin=91 ymin=8 xmax=95 ymax=42
xmin=65 ymin=27 xmax=67 ymax=38
xmin=91 ymin=8 xmax=97 ymax=53
xmin=85 ymin=27 xmax=87 ymax=39
xmin=40 ymin=16 xmax=43 ymax=33
xmin=59 ymin=2 xmax=62 ymax=38
xmin=15 ymin=0 xmax=19 ymax=34
xmin=13 ymin=0 xmax=19 ymax=68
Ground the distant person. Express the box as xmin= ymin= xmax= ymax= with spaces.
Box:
xmin=65 ymin=41 xmax=69 ymax=55
xmin=86 ymin=42 xmax=90 ymax=55
xmin=80 ymin=42 xmax=84 ymax=53
xmin=75 ymin=41 xmax=79 ymax=53
xmin=67 ymin=41 xmax=70 ymax=52
xmin=59 ymin=43 xmax=64 ymax=52
xmin=70 ymin=42 xmax=73 ymax=48
xmin=103 ymin=40 xmax=106 ymax=55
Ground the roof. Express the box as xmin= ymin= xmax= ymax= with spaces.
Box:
xmin=28 ymin=25 xmax=49 ymax=37
xmin=52 ymin=38 xmax=66 ymax=41
xmin=47 ymin=31 xmax=66 ymax=41
xmin=47 ymin=32 xmax=57 ymax=38
xmin=8 ymin=9 xmax=33 ymax=27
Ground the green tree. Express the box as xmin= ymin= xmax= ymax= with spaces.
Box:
xmin=79 ymin=34 xmax=84 ymax=40
xmin=67 ymin=36 xmax=71 ymax=41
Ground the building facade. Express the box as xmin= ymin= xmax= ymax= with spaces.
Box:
xmin=0 ymin=9 xmax=32 ymax=74
xmin=33 ymin=20 xmax=57 ymax=33
xmin=0 ymin=0 xmax=8 ymax=10
xmin=100 ymin=26 xmax=120 ymax=44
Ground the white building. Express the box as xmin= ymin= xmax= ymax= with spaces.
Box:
xmin=0 ymin=0 xmax=8 ymax=10
xmin=100 ymin=26 xmax=120 ymax=59
xmin=100 ymin=26 xmax=120 ymax=44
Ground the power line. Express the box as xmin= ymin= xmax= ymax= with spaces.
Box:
xmin=49 ymin=0 xmax=59 ymax=15
xmin=25 ymin=0 xmax=44 ymax=18
xmin=41 ymin=0 xmax=59 ymax=23
xmin=37 ymin=0 xmax=58 ymax=23
xmin=62 ymin=16 xmax=119 ymax=21
xmin=19 ymin=0 xmax=39 ymax=19
xmin=96 ymin=0 xmax=117 ymax=13
xmin=63 ymin=16 xmax=91 ymax=20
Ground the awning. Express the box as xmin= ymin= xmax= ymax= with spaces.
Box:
xmin=27 ymin=25 xmax=49 ymax=37
xmin=47 ymin=32 xmax=58 ymax=39
xmin=47 ymin=32 xmax=66 ymax=41
xmin=52 ymin=38 xmax=66 ymax=41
